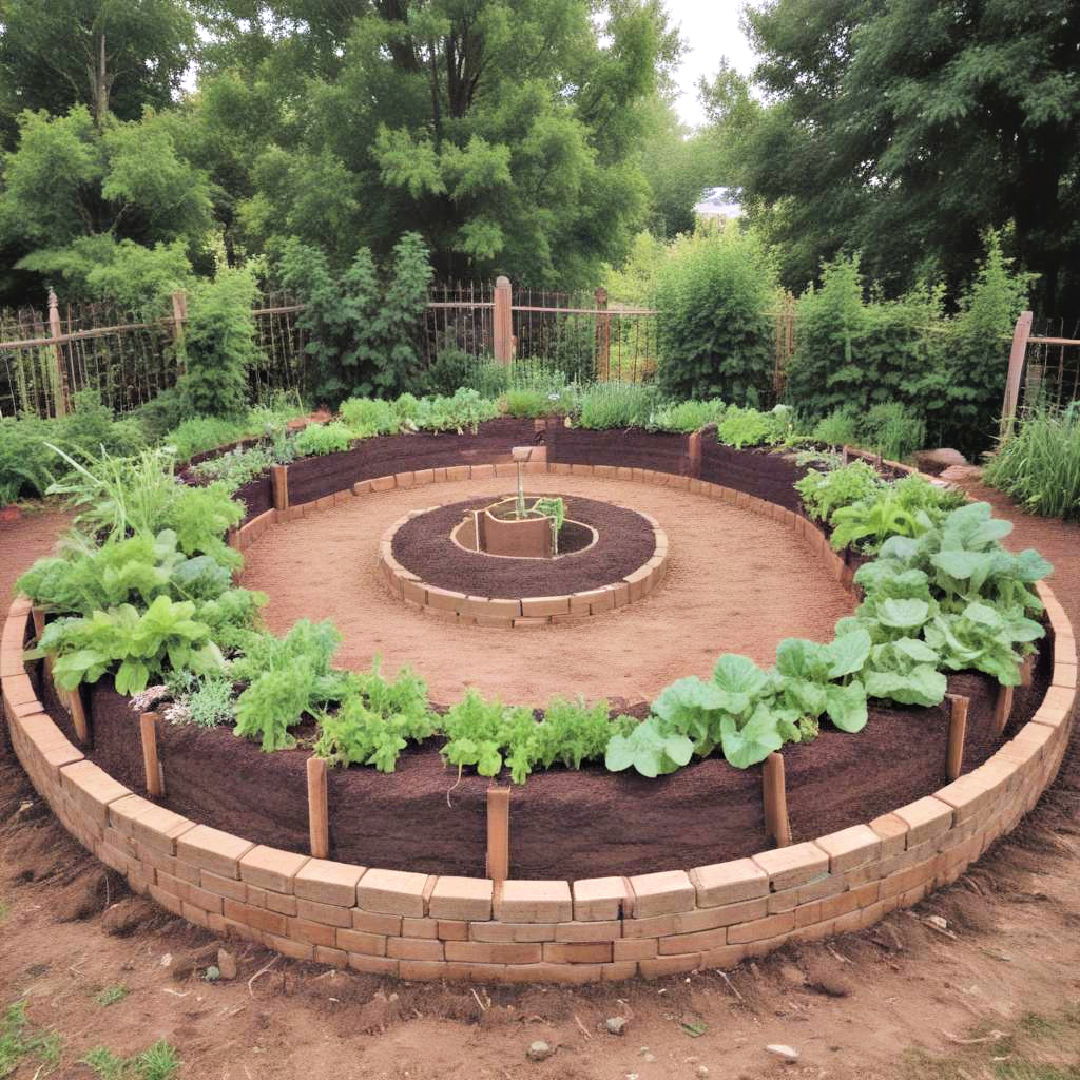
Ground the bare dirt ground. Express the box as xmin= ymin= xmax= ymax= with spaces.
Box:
xmin=2 ymin=483 xmax=1080 ymax=1079
xmin=241 ymin=475 xmax=853 ymax=704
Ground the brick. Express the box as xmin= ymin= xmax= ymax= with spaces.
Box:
xmin=893 ymin=796 xmax=953 ymax=845
xmin=336 ymin=928 xmax=388 ymax=956
xmin=59 ymin=760 xmax=129 ymax=824
xmin=690 ymin=859 xmax=769 ymax=907
xmin=240 ymin=846 xmax=309 ymax=893
xmin=369 ymin=475 xmax=396 ymax=492
xmin=572 ymin=876 xmax=626 ymax=921
xmin=727 ymin=910 xmax=796 ymax=944
xmin=199 ymin=870 xmax=248 ymax=902
xmin=614 ymin=938 xmax=658 ymax=961
xmin=520 ymin=595 xmax=570 ymax=618
xmin=264 ymin=891 xmax=298 ymax=916
xmin=869 ymin=813 xmax=909 ymax=857
xmin=358 ymin=868 xmax=430 ymax=917
xmin=289 ymin=918 xmax=337 ymax=948
xmin=469 ymin=922 xmax=556 ymax=943
xmin=638 ymin=953 xmax=701 ymax=978
xmin=425 ymin=586 xmax=467 ymax=614
xmin=223 ymin=899 xmax=287 ymax=937
xmin=294 ymin=859 xmax=364 ymax=906
xmin=629 ymin=870 xmax=695 ymax=918
xmin=658 ymin=926 xmax=728 ymax=954
xmin=429 ymin=876 xmax=493 ymax=921
xmin=177 ymin=825 xmax=253 ymax=879
xmin=496 ymin=880 xmax=572 ymax=923
xmin=387 ymin=937 xmax=444 ymax=961
xmin=296 ymin=897 xmax=353 ymax=927
xmin=438 ymin=920 xmax=469 ymax=941
xmin=554 ymin=920 xmax=621 ymax=942
xmin=313 ymin=946 xmax=348 ymax=967
xmin=402 ymin=918 xmax=441 ymax=939
xmin=752 ymin=843 xmax=829 ymax=892
xmin=353 ymin=908 xmax=403 ymax=936
xmin=347 ymin=954 xmax=399 ymax=976
xmin=266 ymin=935 xmax=314 ymax=962
xmin=469 ymin=463 xmax=496 ymax=480
xmin=672 ymin=897 xmax=768 ymax=931
xmin=445 ymin=941 xmax=542 ymax=964
xmin=542 ymin=942 xmax=613 ymax=964
xmin=131 ymin=804 xmax=194 ymax=855
xmin=815 ymin=825 xmax=883 ymax=873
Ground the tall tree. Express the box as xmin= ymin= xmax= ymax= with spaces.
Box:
xmin=736 ymin=0 xmax=1080 ymax=310
xmin=190 ymin=0 xmax=680 ymax=286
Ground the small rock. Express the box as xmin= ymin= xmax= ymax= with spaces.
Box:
xmin=642 ymin=1054 xmax=657 ymax=1064
xmin=527 ymin=1041 xmax=554 ymax=1062
xmin=766 ymin=1044 xmax=799 ymax=1063
xmin=696 ymin=1067 xmax=710 ymax=1077
xmin=913 ymin=448 xmax=967 ymax=475
xmin=216 ymin=948 xmax=237 ymax=981
xmin=604 ymin=1017 xmax=628 ymax=1036
xmin=101 ymin=898 xmax=157 ymax=937
xmin=779 ymin=963 xmax=807 ymax=987
xmin=925 ymin=915 xmax=948 ymax=931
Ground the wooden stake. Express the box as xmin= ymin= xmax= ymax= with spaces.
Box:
xmin=68 ymin=687 xmax=88 ymax=745
xmin=1020 ymin=654 xmax=1035 ymax=689
xmin=139 ymin=711 xmax=164 ymax=797
xmin=945 ymin=693 xmax=970 ymax=781
xmin=31 ymin=606 xmax=53 ymax=680
xmin=486 ymin=786 xmax=511 ymax=882
xmin=992 ymin=683 xmax=1015 ymax=738
xmin=307 ymin=755 xmax=329 ymax=859
xmin=763 ymin=753 xmax=791 ymax=848
xmin=271 ymin=464 xmax=290 ymax=512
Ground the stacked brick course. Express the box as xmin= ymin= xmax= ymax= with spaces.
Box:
xmin=4 ymin=441 xmax=1076 ymax=984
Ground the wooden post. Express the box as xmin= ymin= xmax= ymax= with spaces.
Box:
xmin=493 ymin=275 xmax=514 ymax=365
xmin=307 ymin=755 xmax=329 ymax=858
xmin=945 ymin=693 xmax=969 ymax=781
xmin=1001 ymin=311 xmax=1034 ymax=440
xmin=47 ymin=289 xmax=71 ymax=418
xmin=763 ymin=753 xmax=791 ymax=848
xmin=139 ymin=712 xmax=164 ymax=797
xmin=171 ymin=289 xmax=189 ymax=375
xmin=271 ymin=464 xmax=290 ymax=513
xmin=68 ymin=687 xmax=88 ymax=745
xmin=992 ymin=683 xmax=1015 ymax=738
xmin=687 ymin=429 xmax=702 ymax=479
xmin=486 ymin=786 xmax=510 ymax=882
xmin=1020 ymin=654 xmax=1035 ymax=689
xmin=594 ymin=286 xmax=611 ymax=380
xmin=31 ymin=607 xmax=53 ymax=681
xmin=841 ymin=445 xmax=850 ymax=465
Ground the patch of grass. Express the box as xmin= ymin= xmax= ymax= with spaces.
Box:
xmin=83 ymin=1039 xmax=180 ymax=1080
xmin=94 ymin=985 xmax=130 ymax=1007
xmin=0 ymin=1000 xmax=62 ymax=1077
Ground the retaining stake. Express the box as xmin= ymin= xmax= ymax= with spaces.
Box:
xmin=763 ymin=753 xmax=791 ymax=848
xmin=1020 ymin=654 xmax=1035 ymax=689
xmin=307 ymin=755 xmax=329 ymax=859
xmin=945 ymin=693 xmax=970 ymax=781
xmin=31 ymin=606 xmax=53 ymax=680
xmin=992 ymin=683 xmax=1015 ymax=739
xmin=486 ymin=786 xmax=511 ymax=882
xmin=139 ymin=711 xmax=164 ymax=797
xmin=271 ymin=464 xmax=290 ymax=513
xmin=68 ymin=687 xmax=88 ymax=745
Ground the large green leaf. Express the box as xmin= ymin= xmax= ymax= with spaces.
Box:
xmin=719 ymin=704 xmax=784 ymax=769
xmin=877 ymin=597 xmax=930 ymax=629
xmin=604 ymin=718 xmax=694 ymax=778
xmin=712 ymin=654 xmax=769 ymax=698
xmin=865 ymin=665 xmax=946 ymax=707
xmin=825 ymin=628 xmax=871 ymax=678
xmin=825 ymin=679 xmax=868 ymax=732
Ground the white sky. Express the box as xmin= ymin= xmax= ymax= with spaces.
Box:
xmin=664 ymin=0 xmax=759 ymax=129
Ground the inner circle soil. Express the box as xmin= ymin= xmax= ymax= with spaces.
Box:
xmin=391 ymin=495 xmax=654 ymax=597
xmin=241 ymin=474 xmax=855 ymax=704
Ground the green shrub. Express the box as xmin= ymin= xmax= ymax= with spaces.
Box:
xmin=653 ymin=226 xmax=777 ymax=405
xmin=810 ymin=408 xmax=860 ymax=447
xmin=861 ymin=403 xmax=926 ymax=461
xmin=648 ymin=398 xmax=726 ymax=433
xmin=796 ymin=460 xmax=883 ymax=522
xmin=985 ymin=406 xmax=1080 ymax=520
xmin=716 ymin=404 xmax=796 ymax=448
xmin=165 ymin=417 xmax=250 ymax=460
xmin=576 ymin=382 xmax=664 ymax=429
xmin=412 ymin=388 xmax=499 ymax=433
xmin=423 ymin=347 xmax=480 ymax=396
xmin=293 ymin=422 xmax=352 ymax=457
xmin=502 ymin=388 xmax=552 ymax=418
xmin=339 ymin=397 xmax=400 ymax=437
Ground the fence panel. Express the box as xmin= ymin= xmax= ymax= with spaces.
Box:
xmin=250 ymin=291 xmax=309 ymax=402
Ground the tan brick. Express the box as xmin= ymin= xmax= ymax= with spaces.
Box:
xmin=401 ymin=918 xmax=441 ymax=939
xmin=199 ymin=870 xmax=248 ymax=902
xmin=553 ymin=920 xmax=621 ymax=942
xmin=387 ymin=937 xmax=444 ymax=961
xmin=727 ymin=910 xmax=796 ymax=944
xmin=573 ymin=876 xmax=626 ymax=921
xmin=751 ymin=843 xmax=829 ymax=892
xmin=935 ymin=761 xmax=1015 ymax=822
xmin=294 ymin=859 xmax=364 ymax=906
xmin=672 ymin=897 xmax=769 ymax=931
xmin=369 ymin=475 xmax=396 ymax=492
xmin=445 ymin=941 xmax=542 ymax=964
xmin=700 ymin=943 xmax=750 ymax=969
xmin=638 ymin=953 xmax=701 ymax=978
xmin=893 ymin=796 xmax=953 ymax=845
xmin=130 ymin=804 xmax=194 ymax=855
xmin=239 ymin=846 xmax=309 ymax=893
xmin=869 ymin=813 xmax=909 ymax=857
xmin=690 ymin=859 xmax=769 ymax=907
xmin=469 ymin=922 xmax=556 ymax=943
xmin=815 ymin=825 xmax=883 ymax=873
xmin=469 ymin=463 xmax=496 ymax=480
xmin=264 ymin=891 xmax=298 ymax=916
xmin=353 ymin=908 xmax=403 ymax=936
xmin=659 ymin=926 xmax=728 ymax=954
xmin=296 ymin=897 xmax=353 ymax=927
xmin=336 ymin=928 xmax=388 ymax=956
xmin=223 ymin=899 xmax=287 ymax=936
xmin=614 ymin=937 xmax=658 ymax=961
xmin=347 ymin=954 xmax=399 ymax=976
xmin=629 ymin=870 xmax=695 ymax=918
xmin=358 ymin=868 xmax=430 ymax=917
xmin=289 ymin=918 xmax=337 ymax=948
xmin=438 ymin=920 xmax=469 ymax=941
xmin=519 ymin=595 xmax=570 ymax=618
xmin=428 ymin=876 xmax=493 ymax=921
xmin=542 ymin=942 xmax=614 ymax=964
xmin=425 ymin=586 xmax=467 ymax=614
xmin=177 ymin=825 xmax=253 ymax=880
xmin=59 ymin=760 xmax=129 ymax=824
xmin=496 ymin=880 xmax=573 ymax=923
xmin=313 ymin=945 xmax=348 ymax=967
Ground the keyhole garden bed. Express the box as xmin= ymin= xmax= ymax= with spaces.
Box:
xmin=3 ymin=423 xmax=1076 ymax=984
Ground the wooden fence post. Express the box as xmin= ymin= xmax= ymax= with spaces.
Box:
xmin=47 ymin=289 xmax=71 ymax=418
xmin=171 ymin=289 xmax=189 ymax=375
xmin=945 ymin=693 xmax=969 ymax=781
xmin=992 ymin=683 xmax=1015 ymax=738
xmin=271 ymin=464 xmax=290 ymax=513
xmin=486 ymin=786 xmax=510 ymax=882
xmin=307 ymin=755 xmax=329 ymax=859
xmin=594 ymin=286 xmax=611 ymax=380
xmin=68 ymin=687 xmax=89 ymax=745
xmin=763 ymin=753 xmax=791 ymax=848
xmin=493 ymin=276 xmax=514 ymax=365
xmin=139 ymin=712 xmax=164 ymax=797
xmin=1001 ymin=310 xmax=1034 ymax=439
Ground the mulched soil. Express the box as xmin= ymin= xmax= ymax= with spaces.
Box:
xmin=391 ymin=495 xmax=655 ymax=597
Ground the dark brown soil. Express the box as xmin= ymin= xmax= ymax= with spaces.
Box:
xmin=65 ymin=648 xmax=1049 ymax=881
xmin=699 ymin=433 xmax=809 ymax=511
xmin=546 ymin=424 xmax=691 ymax=475
xmin=392 ymin=495 xmax=655 ymax=597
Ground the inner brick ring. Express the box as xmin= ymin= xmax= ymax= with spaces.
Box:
xmin=379 ymin=495 xmax=669 ymax=626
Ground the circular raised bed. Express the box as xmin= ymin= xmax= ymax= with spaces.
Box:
xmin=3 ymin=428 xmax=1076 ymax=986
